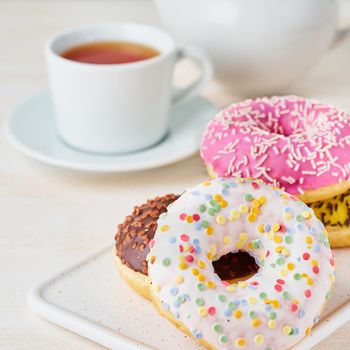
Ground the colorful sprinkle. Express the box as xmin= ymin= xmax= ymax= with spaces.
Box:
xmin=208 ymin=306 xmax=216 ymax=315
xmin=195 ymin=298 xmax=205 ymax=306
xmin=234 ymin=310 xmax=242 ymax=319
xmin=235 ymin=337 xmax=247 ymax=348
xmin=283 ymin=325 xmax=292 ymax=336
xmin=220 ymin=335 xmax=228 ymax=343
xmin=254 ymin=334 xmax=264 ymax=345
xmin=178 ymin=262 xmax=188 ymax=270
xmin=162 ymin=258 xmax=171 ymax=267
xmin=216 ymin=215 xmax=226 ymax=225
xmin=213 ymin=323 xmax=222 ymax=333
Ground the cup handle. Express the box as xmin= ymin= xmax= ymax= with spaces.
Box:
xmin=171 ymin=46 xmax=213 ymax=106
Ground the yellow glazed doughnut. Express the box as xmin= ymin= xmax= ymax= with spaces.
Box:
xmin=148 ymin=178 xmax=335 ymax=350
xmin=310 ymin=188 xmax=350 ymax=247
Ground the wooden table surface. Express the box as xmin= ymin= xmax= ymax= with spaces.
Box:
xmin=1 ymin=1 xmax=350 ymax=349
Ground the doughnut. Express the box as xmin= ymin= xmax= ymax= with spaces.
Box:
xmin=200 ymin=96 xmax=350 ymax=203
xmin=114 ymin=194 xmax=179 ymax=300
xmin=310 ymin=188 xmax=350 ymax=247
xmin=148 ymin=177 xmax=335 ymax=350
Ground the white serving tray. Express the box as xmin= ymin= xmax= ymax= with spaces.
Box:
xmin=28 ymin=245 xmax=350 ymax=350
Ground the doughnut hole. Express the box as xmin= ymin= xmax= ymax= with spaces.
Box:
xmin=212 ymin=250 xmax=259 ymax=283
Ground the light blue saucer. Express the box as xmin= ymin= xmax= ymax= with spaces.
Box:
xmin=5 ymin=91 xmax=217 ymax=172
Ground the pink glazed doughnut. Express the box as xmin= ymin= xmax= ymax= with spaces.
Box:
xmin=200 ymin=96 xmax=350 ymax=203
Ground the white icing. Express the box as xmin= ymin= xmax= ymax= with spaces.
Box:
xmin=148 ymin=178 xmax=335 ymax=350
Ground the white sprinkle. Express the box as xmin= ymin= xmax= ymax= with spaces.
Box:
xmin=287 ymin=160 xmax=294 ymax=168
xmin=255 ymin=154 xmax=268 ymax=168
xmin=282 ymin=176 xmax=296 ymax=184
xmin=301 ymin=170 xmax=316 ymax=175
xmin=228 ymin=156 xmax=237 ymax=173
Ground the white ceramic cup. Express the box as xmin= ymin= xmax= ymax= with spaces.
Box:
xmin=45 ymin=23 xmax=212 ymax=153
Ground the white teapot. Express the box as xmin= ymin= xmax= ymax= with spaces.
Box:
xmin=154 ymin=0 xmax=349 ymax=96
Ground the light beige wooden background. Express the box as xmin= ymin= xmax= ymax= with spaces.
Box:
xmin=1 ymin=1 xmax=350 ymax=349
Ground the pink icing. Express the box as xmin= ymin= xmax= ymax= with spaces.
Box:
xmin=200 ymin=96 xmax=350 ymax=195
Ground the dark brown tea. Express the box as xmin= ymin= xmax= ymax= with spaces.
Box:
xmin=60 ymin=41 xmax=160 ymax=64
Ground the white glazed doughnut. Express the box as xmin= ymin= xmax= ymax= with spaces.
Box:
xmin=148 ymin=178 xmax=335 ymax=350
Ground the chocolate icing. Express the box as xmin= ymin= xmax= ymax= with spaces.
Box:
xmin=115 ymin=194 xmax=259 ymax=280
xmin=115 ymin=194 xmax=179 ymax=275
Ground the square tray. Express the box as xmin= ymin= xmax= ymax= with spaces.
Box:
xmin=28 ymin=245 xmax=350 ymax=350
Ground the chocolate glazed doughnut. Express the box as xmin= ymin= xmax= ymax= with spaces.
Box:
xmin=114 ymin=194 xmax=179 ymax=299
xmin=114 ymin=194 xmax=260 ymax=300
